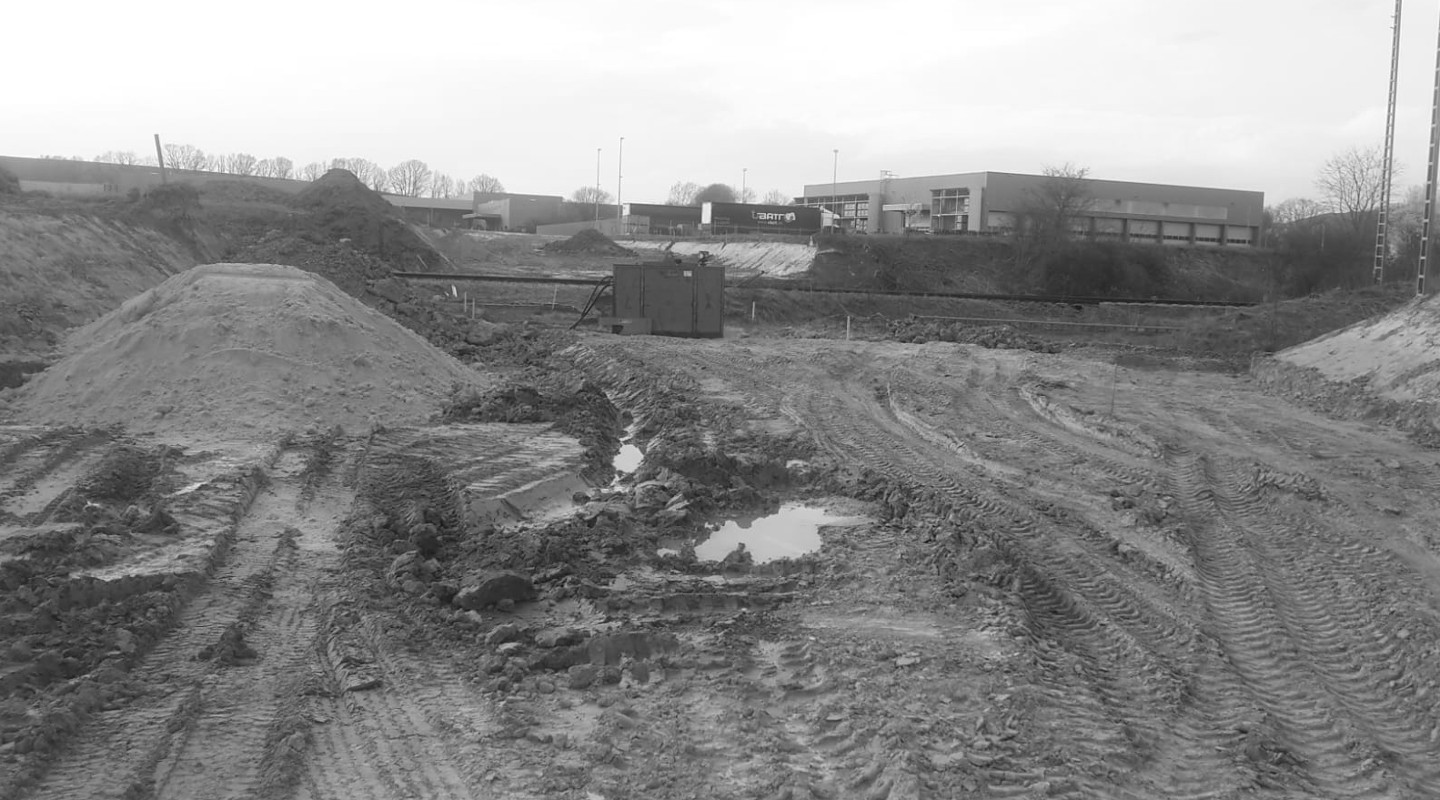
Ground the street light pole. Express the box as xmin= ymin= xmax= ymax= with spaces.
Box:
xmin=742 ymin=167 xmax=747 ymax=203
xmin=832 ymin=149 xmax=839 ymax=230
xmin=618 ymin=136 xmax=624 ymax=234
xmin=595 ymin=147 xmax=601 ymax=226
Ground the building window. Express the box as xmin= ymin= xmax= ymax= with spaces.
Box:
xmin=931 ymin=188 xmax=971 ymax=233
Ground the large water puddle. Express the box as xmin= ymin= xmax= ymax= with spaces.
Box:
xmin=694 ymin=503 xmax=868 ymax=564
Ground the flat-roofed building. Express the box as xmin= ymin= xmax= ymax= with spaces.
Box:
xmin=796 ymin=171 xmax=1264 ymax=246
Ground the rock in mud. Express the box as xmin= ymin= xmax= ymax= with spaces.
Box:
xmin=535 ymin=627 xmax=586 ymax=648
xmin=386 ymin=552 xmax=420 ymax=589
xmin=485 ymin=623 xmax=522 ymax=646
xmin=453 ymin=570 xmax=536 ymax=610
xmin=567 ymin=664 xmax=599 ymax=689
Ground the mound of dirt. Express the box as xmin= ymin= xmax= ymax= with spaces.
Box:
xmin=1276 ymin=292 xmax=1440 ymax=402
xmin=887 ymin=318 xmax=1061 ymax=353
xmin=543 ymin=228 xmax=634 ymax=257
xmin=0 ymin=165 xmax=19 ymax=195
xmin=8 ymin=263 xmax=488 ymax=441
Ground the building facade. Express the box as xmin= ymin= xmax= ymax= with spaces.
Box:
xmin=796 ymin=171 xmax=1265 ymax=246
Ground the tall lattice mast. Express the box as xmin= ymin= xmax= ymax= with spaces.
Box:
xmin=1375 ymin=0 xmax=1403 ymax=284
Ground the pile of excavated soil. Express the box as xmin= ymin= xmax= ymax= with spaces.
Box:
xmin=8 ymin=263 xmax=488 ymax=440
xmin=543 ymin=228 xmax=634 ymax=257
xmin=887 ymin=318 xmax=1061 ymax=353
xmin=1253 ymin=292 xmax=1440 ymax=442
xmin=1276 ymin=292 xmax=1440 ymax=402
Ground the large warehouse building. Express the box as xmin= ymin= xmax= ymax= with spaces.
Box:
xmin=797 ymin=171 xmax=1265 ymax=246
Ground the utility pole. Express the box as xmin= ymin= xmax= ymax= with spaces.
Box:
xmin=595 ymin=147 xmax=602 ymax=226
xmin=1418 ymin=9 xmax=1440 ymax=296
xmin=153 ymin=134 xmax=168 ymax=184
xmin=1375 ymin=0 xmax=1403 ymax=284
xmin=617 ymin=136 xmax=624 ymax=235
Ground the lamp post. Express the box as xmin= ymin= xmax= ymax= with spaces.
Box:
xmin=617 ymin=136 xmax=624 ymax=234
xmin=832 ymin=149 xmax=839 ymax=230
xmin=594 ymin=147 xmax=601 ymax=225
xmin=742 ymin=167 xmax=747 ymax=203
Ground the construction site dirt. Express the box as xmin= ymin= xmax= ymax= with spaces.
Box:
xmin=4 ymin=178 xmax=1440 ymax=800
xmin=3 ymin=326 xmax=1440 ymax=799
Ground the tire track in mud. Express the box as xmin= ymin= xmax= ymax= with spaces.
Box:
xmin=1205 ymin=455 xmax=1440 ymax=795
xmin=1164 ymin=447 xmax=1414 ymax=798
xmin=20 ymin=444 xmax=342 ymax=800
xmin=782 ymin=370 xmax=1236 ymax=797
xmin=299 ymin=611 xmax=481 ymax=800
xmin=0 ymin=429 xmax=112 ymax=523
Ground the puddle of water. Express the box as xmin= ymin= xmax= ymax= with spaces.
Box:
xmin=694 ymin=503 xmax=868 ymax=564
xmin=612 ymin=443 xmax=643 ymax=474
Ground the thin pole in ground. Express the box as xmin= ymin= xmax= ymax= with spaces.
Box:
xmin=1108 ymin=360 xmax=1120 ymax=417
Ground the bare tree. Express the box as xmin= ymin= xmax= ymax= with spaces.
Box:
xmin=739 ymin=187 xmax=757 ymax=203
xmin=299 ymin=161 xmax=328 ymax=182
xmin=427 ymin=170 xmax=453 ymax=198
xmin=452 ymin=177 xmax=468 ymax=198
xmin=467 ymin=174 xmax=505 ymax=194
xmin=571 ymin=186 xmax=613 ymax=205
xmin=329 ymin=157 xmax=388 ymax=191
xmin=163 ymin=144 xmax=209 ymax=171
xmin=94 ymin=151 xmax=140 ymax=165
xmin=761 ymin=189 xmax=791 ymax=205
xmin=223 ymin=153 xmax=259 ymax=176
xmin=1269 ymin=197 xmax=1327 ymax=226
xmin=387 ymin=160 xmax=431 ymax=197
xmin=1316 ymin=145 xmax=1393 ymax=237
xmin=1020 ymin=163 xmax=1096 ymax=240
xmin=255 ymin=157 xmax=294 ymax=178
xmin=666 ymin=181 xmax=701 ymax=206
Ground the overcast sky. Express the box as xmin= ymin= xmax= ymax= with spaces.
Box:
xmin=6 ymin=0 xmax=1436 ymax=205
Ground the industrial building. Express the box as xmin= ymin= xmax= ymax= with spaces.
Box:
xmin=796 ymin=171 xmax=1265 ymax=246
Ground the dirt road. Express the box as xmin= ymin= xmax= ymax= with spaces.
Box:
xmin=5 ymin=336 xmax=1440 ymax=799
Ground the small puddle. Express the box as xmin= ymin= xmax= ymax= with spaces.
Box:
xmin=613 ymin=443 xmax=643 ymax=474
xmin=695 ymin=503 xmax=868 ymax=564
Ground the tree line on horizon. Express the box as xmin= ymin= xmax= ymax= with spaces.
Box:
xmin=60 ymin=147 xmax=504 ymax=200
xmin=50 ymin=150 xmax=794 ymax=208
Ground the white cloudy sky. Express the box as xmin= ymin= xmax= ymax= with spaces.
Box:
xmin=5 ymin=0 xmax=1435 ymax=204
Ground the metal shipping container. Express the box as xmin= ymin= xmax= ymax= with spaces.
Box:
xmin=611 ymin=263 xmax=725 ymax=338
xmin=700 ymin=202 xmax=822 ymax=234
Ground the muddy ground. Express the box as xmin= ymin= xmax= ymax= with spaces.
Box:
xmin=4 ymin=324 xmax=1440 ymax=800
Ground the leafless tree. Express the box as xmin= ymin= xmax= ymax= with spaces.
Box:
xmin=738 ymin=187 xmax=757 ymax=203
xmin=163 ymin=144 xmax=209 ymax=171
xmin=427 ymin=170 xmax=454 ymax=198
xmin=1316 ymin=145 xmax=1394 ymax=237
xmin=387 ymin=160 xmax=431 ymax=197
xmin=1268 ymin=197 xmax=1327 ymax=226
xmin=255 ymin=157 xmax=294 ymax=178
xmin=666 ymin=181 xmax=701 ymax=206
xmin=328 ymin=157 xmax=388 ymax=191
xmin=571 ymin=186 xmax=613 ymax=205
xmin=467 ymin=174 xmax=505 ymax=194
xmin=452 ymin=177 xmax=468 ymax=198
xmin=762 ymin=189 xmax=791 ymax=205
xmin=223 ymin=153 xmax=259 ymax=176
xmin=299 ymin=161 xmax=327 ymax=182
xmin=1020 ymin=163 xmax=1096 ymax=240
xmin=94 ymin=151 xmax=140 ymax=165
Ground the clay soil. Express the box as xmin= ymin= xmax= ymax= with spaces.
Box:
xmin=4 ymin=303 xmax=1440 ymax=800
